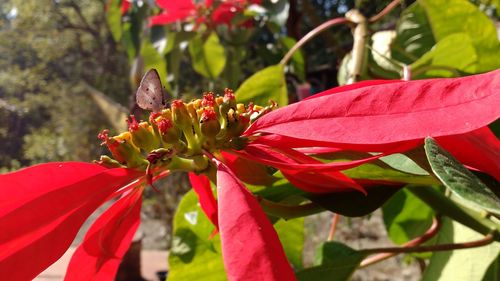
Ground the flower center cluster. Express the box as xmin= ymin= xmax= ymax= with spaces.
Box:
xmin=97 ymin=89 xmax=276 ymax=175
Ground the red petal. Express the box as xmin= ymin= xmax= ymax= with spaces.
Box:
xmin=0 ymin=162 xmax=142 ymax=280
xmin=120 ymin=0 xmax=131 ymax=15
xmin=245 ymin=70 xmax=500 ymax=146
xmin=149 ymin=11 xmax=192 ymax=26
xmin=156 ymin=0 xmax=195 ymax=11
xmin=188 ymin=172 xmax=219 ymax=228
xmin=64 ymin=188 xmax=143 ymax=281
xmin=214 ymin=159 xmax=296 ymax=281
xmin=282 ymin=170 xmax=361 ymax=193
xmin=436 ymin=127 xmax=500 ymax=181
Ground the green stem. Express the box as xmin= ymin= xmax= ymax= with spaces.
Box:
xmin=259 ymin=198 xmax=325 ymax=220
xmin=407 ymin=185 xmax=500 ymax=241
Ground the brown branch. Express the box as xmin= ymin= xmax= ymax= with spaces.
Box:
xmin=361 ymin=233 xmax=494 ymax=255
xmin=327 ymin=213 xmax=340 ymax=241
xmin=368 ymin=0 xmax=402 ymax=23
xmin=280 ymin=17 xmax=351 ymax=66
xmin=360 ymin=217 xmax=441 ymax=268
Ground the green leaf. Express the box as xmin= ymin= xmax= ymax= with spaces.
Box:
xmin=275 ymin=218 xmax=305 ymax=269
xmin=379 ymin=153 xmax=429 ymax=176
xmin=106 ymin=0 xmax=122 ymax=42
xmin=422 ymin=218 xmax=500 ymax=281
xmin=382 ymin=189 xmax=434 ymax=245
xmin=307 ymin=185 xmax=401 ymax=217
xmin=425 ymin=138 xmax=500 ymax=215
xmin=141 ymin=39 xmax=170 ymax=91
xmin=420 ymin=0 xmax=500 ymax=72
xmin=188 ymin=32 xmax=226 ymax=79
xmin=235 ymin=64 xmax=287 ymax=106
xmin=391 ymin=2 xmax=436 ymax=64
xmin=168 ymin=190 xmax=226 ymax=281
xmin=296 ymin=242 xmax=367 ymax=281
xmin=411 ymin=33 xmax=478 ymax=77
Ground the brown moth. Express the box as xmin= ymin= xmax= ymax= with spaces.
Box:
xmin=135 ymin=69 xmax=166 ymax=112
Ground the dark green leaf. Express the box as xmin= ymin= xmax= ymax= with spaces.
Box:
xmin=296 ymin=242 xmax=366 ymax=281
xmin=383 ymin=189 xmax=434 ymax=244
xmin=235 ymin=64 xmax=287 ymax=106
xmin=188 ymin=32 xmax=226 ymax=79
xmin=425 ymin=138 xmax=500 ymax=215
xmin=307 ymin=185 xmax=401 ymax=217
xmin=482 ymin=255 xmax=500 ymax=281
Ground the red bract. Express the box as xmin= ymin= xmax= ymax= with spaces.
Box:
xmin=121 ymin=0 xmax=131 ymax=15
xmin=150 ymin=0 xmax=197 ymax=26
xmin=188 ymin=172 xmax=219 ymax=228
xmin=150 ymin=0 xmax=259 ymax=27
xmin=241 ymin=69 xmax=500 ymax=180
xmin=214 ymin=159 xmax=296 ymax=281
xmin=0 ymin=162 xmax=142 ymax=280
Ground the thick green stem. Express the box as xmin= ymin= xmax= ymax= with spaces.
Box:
xmin=407 ymin=185 xmax=500 ymax=241
xmin=259 ymin=198 xmax=325 ymax=220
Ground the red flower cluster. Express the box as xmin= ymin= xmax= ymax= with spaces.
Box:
xmin=150 ymin=0 xmax=261 ymax=27
xmin=0 ymin=70 xmax=499 ymax=280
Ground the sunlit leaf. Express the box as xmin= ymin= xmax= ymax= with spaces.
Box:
xmin=235 ymin=64 xmax=288 ymax=106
